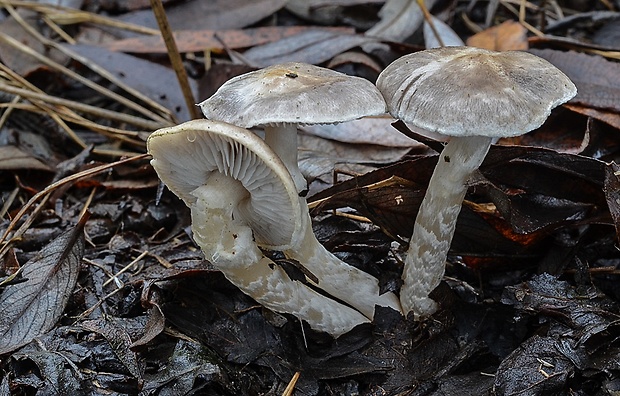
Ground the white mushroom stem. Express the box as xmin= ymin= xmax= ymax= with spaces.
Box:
xmin=264 ymin=124 xmax=307 ymax=194
xmin=285 ymin=206 xmax=403 ymax=319
xmin=190 ymin=179 xmax=370 ymax=336
xmin=401 ymin=135 xmax=492 ymax=318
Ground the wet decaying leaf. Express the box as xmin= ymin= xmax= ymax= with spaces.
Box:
xmin=81 ymin=319 xmax=144 ymax=378
xmin=10 ymin=348 xmax=87 ymax=394
xmin=1 ymin=0 xmax=620 ymax=394
xmin=141 ymin=339 xmax=226 ymax=395
xmin=604 ymin=162 xmax=620 ymax=244
xmin=310 ymin=142 xmax=608 ymax=254
xmin=498 ymin=273 xmax=620 ymax=394
xmin=0 ymin=216 xmax=85 ymax=355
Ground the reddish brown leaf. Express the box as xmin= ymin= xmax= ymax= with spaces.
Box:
xmin=467 ymin=20 xmax=528 ymax=51
xmin=0 ymin=217 xmax=85 ymax=354
xmin=310 ymin=144 xmax=606 ymax=250
xmin=565 ymin=103 xmax=620 ymax=130
xmin=104 ymin=26 xmax=354 ymax=54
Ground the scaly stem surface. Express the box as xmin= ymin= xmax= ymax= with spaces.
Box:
xmin=264 ymin=125 xmax=307 ymax=194
xmin=190 ymin=180 xmax=369 ymax=336
xmin=285 ymin=205 xmax=403 ymax=319
xmin=401 ymin=135 xmax=492 ymax=318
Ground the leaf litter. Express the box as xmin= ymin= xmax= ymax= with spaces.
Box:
xmin=0 ymin=0 xmax=619 ymax=395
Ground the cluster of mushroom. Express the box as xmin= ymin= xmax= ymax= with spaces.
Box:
xmin=149 ymin=63 xmax=401 ymax=336
xmin=148 ymin=47 xmax=576 ymax=336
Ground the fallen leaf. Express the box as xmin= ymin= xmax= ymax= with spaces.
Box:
xmin=494 ymin=335 xmax=574 ymax=395
xmin=0 ymin=146 xmax=54 ymax=172
xmin=285 ymin=0 xmax=386 ymax=25
xmin=564 ymin=103 xmax=620 ymax=130
xmin=81 ymin=319 xmax=143 ymax=378
xmin=301 ymin=116 xmax=423 ymax=148
xmin=604 ymin=162 xmax=620 ymax=244
xmin=243 ymin=29 xmax=376 ymax=67
xmin=115 ymin=0 xmax=288 ymax=32
xmin=0 ymin=217 xmax=85 ymax=354
xmin=10 ymin=349 xmax=86 ymax=393
xmin=467 ymin=20 xmax=528 ymax=51
xmin=66 ymin=43 xmax=197 ymax=122
xmin=0 ymin=10 xmax=66 ymax=76
xmin=103 ymin=26 xmax=354 ymax=54
xmin=529 ymin=49 xmax=620 ymax=113
xmin=424 ymin=14 xmax=465 ymax=48
xmin=141 ymin=340 xmax=224 ymax=395
xmin=298 ymin=133 xmax=413 ymax=190
xmin=365 ymin=0 xmax=436 ymax=42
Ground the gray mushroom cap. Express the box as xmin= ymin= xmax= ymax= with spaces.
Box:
xmin=147 ymin=119 xmax=303 ymax=250
xmin=199 ymin=62 xmax=387 ymax=127
xmin=377 ymin=46 xmax=577 ymax=138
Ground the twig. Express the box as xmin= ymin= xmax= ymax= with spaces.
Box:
xmin=149 ymin=0 xmax=200 ymax=119
xmin=103 ymin=250 xmax=149 ymax=287
xmin=282 ymin=372 xmax=301 ymax=396
xmin=417 ymin=0 xmax=445 ymax=47
xmin=0 ymin=0 xmax=160 ymax=35
xmin=0 ymin=28 xmax=170 ymax=124
xmin=0 ymin=81 xmax=165 ymax=132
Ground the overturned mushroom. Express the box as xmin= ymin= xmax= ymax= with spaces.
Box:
xmin=148 ymin=120 xmax=399 ymax=335
xmin=199 ymin=62 xmax=387 ymax=194
xmin=377 ymin=46 xmax=577 ymax=318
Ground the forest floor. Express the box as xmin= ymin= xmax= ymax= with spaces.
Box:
xmin=1 ymin=0 xmax=620 ymax=395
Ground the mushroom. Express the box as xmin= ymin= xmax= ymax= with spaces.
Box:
xmin=198 ymin=62 xmax=387 ymax=194
xmin=376 ymin=46 xmax=577 ymax=318
xmin=148 ymin=119 xmax=399 ymax=335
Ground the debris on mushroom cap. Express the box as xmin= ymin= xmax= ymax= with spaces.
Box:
xmin=147 ymin=119 xmax=304 ymax=251
xmin=377 ymin=46 xmax=577 ymax=138
xmin=199 ymin=62 xmax=387 ymax=127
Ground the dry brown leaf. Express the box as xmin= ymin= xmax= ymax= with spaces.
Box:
xmin=467 ymin=20 xmax=528 ymax=51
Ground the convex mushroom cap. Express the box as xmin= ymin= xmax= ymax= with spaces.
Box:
xmin=378 ymin=46 xmax=577 ymax=138
xmin=377 ymin=46 xmax=576 ymax=318
xmin=199 ymin=62 xmax=387 ymax=193
xmin=148 ymin=119 xmax=371 ymax=336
